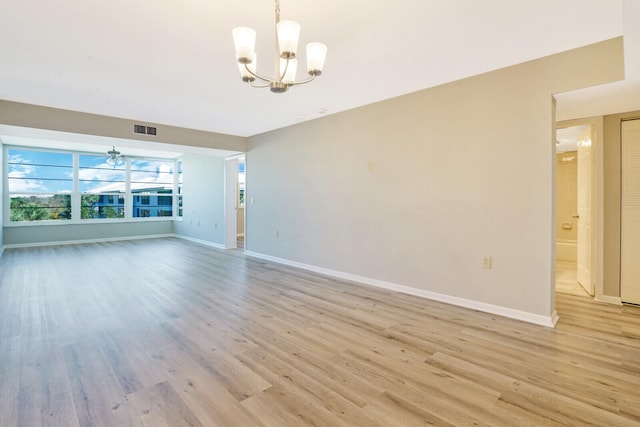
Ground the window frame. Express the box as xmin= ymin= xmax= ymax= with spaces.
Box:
xmin=3 ymin=145 xmax=182 ymax=226
xmin=5 ymin=147 xmax=74 ymax=224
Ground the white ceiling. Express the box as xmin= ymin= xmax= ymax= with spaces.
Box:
xmin=556 ymin=125 xmax=588 ymax=153
xmin=1 ymin=0 xmax=639 ymax=142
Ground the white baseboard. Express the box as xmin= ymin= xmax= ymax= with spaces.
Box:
xmin=594 ymin=294 xmax=623 ymax=305
xmin=175 ymin=234 xmax=226 ymax=250
xmin=550 ymin=310 xmax=560 ymax=327
xmin=3 ymin=233 xmax=174 ymax=249
xmin=244 ymin=251 xmax=558 ymax=328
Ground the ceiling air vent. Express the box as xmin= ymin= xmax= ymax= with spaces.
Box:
xmin=133 ymin=124 xmax=157 ymax=136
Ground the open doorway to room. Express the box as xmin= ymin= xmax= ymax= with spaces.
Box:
xmin=555 ymin=124 xmax=594 ymax=297
xmin=237 ymin=157 xmax=246 ymax=249
xmin=224 ymin=155 xmax=246 ymax=251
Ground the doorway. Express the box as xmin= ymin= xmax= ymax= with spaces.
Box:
xmin=555 ymin=124 xmax=593 ymax=297
xmin=224 ymin=155 xmax=246 ymax=250
xmin=237 ymin=157 xmax=246 ymax=249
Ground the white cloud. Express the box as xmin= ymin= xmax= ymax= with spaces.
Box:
xmin=8 ymin=162 xmax=45 ymax=192
xmin=8 ymin=178 xmax=46 ymax=193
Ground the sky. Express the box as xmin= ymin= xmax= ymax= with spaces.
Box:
xmin=8 ymin=148 xmax=176 ymax=194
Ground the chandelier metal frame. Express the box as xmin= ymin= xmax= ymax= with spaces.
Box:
xmin=106 ymin=146 xmax=124 ymax=166
xmin=232 ymin=0 xmax=327 ymax=93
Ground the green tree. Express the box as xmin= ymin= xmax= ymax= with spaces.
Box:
xmin=104 ymin=206 xmax=120 ymax=218
xmin=11 ymin=197 xmax=50 ymax=221
xmin=81 ymin=195 xmax=100 ymax=219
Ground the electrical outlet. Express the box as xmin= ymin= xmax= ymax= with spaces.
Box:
xmin=481 ymin=256 xmax=492 ymax=269
xmin=275 ymin=229 xmax=279 ymax=237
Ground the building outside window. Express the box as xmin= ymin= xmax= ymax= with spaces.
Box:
xmin=130 ymin=159 xmax=174 ymax=218
xmin=177 ymin=160 xmax=183 ymax=217
xmin=79 ymin=153 xmax=125 ymax=219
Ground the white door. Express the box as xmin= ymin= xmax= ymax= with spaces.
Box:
xmin=576 ymin=128 xmax=593 ymax=295
xmin=621 ymin=119 xmax=640 ymax=304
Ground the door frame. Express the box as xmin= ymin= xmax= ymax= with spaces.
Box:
xmin=576 ymin=124 xmax=594 ymax=295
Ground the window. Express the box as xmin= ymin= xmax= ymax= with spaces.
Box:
xmin=4 ymin=146 xmax=182 ymax=224
xmin=238 ymin=161 xmax=245 ymax=208
xmin=177 ymin=160 xmax=183 ymax=217
xmin=130 ymin=159 xmax=174 ymax=218
xmin=7 ymin=149 xmax=73 ymax=222
xmin=79 ymin=154 xmax=125 ymax=219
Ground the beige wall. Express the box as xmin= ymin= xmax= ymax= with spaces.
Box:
xmin=603 ymin=110 xmax=640 ymax=297
xmin=0 ymin=100 xmax=247 ymax=152
xmin=246 ymin=38 xmax=624 ymax=324
xmin=173 ymin=153 xmax=226 ymax=245
xmin=556 ymin=151 xmax=578 ymax=243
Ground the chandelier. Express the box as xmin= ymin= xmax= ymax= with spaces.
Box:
xmin=232 ymin=0 xmax=327 ymax=93
xmin=106 ymin=146 xmax=124 ymax=166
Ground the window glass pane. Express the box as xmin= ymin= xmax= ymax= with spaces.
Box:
xmin=238 ymin=161 xmax=245 ymax=207
xmin=10 ymin=194 xmax=71 ymax=222
xmin=130 ymin=159 xmax=174 ymax=188
xmin=132 ymin=192 xmax=173 ymax=218
xmin=130 ymin=159 xmax=174 ymax=218
xmin=81 ymin=194 xmax=125 ymax=219
xmin=8 ymin=149 xmax=73 ymax=193
xmin=177 ymin=160 xmax=183 ymax=217
xmin=79 ymin=154 xmax=126 ymax=193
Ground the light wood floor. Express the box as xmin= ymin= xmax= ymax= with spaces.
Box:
xmin=555 ymin=260 xmax=590 ymax=297
xmin=1 ymin=238 xmax=639 ymax=426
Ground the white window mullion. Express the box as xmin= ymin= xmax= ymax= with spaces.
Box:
xmin=125 ymin=158 xmax=132 ymax=219
xmin=3 ymin=145 xmax=8 ymax=225
xmin=72 ymin=152 xmax=80 ymax=222
xmin=174 ymin=159 xmax=182 ymax=218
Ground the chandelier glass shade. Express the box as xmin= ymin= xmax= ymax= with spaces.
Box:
xmin=106 ymin=146 xmax=124 ymax=166
xmin=232 ymin=0 xmax=327 ymax=93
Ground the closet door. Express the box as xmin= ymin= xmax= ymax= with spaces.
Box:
xmin=621 ymin=119 xmax=640 ymax=304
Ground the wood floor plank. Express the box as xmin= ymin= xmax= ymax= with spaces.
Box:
xmin=128 ymin=381 xmax=205 ymax=427
xmin=62 ymin=340 xmax=136 ymax=426
xmin=236 ymin=346 xmax=382 ymax=426
xmin=0 ymin=338 xmax=22 ymax=427
xmin=131 ymin=323 xmax=266 ymax=426
xmin=1 ymin=238 xmax=640 ymax=426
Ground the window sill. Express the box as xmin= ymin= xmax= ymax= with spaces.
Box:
xmin=4 ymin=217 xmax=177 ymax=227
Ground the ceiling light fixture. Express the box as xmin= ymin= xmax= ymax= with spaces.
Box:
xmin=106 ymin=146 xmax=124 ymax=166
xmin=232 ymin=0 xmax=327 ymax=93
